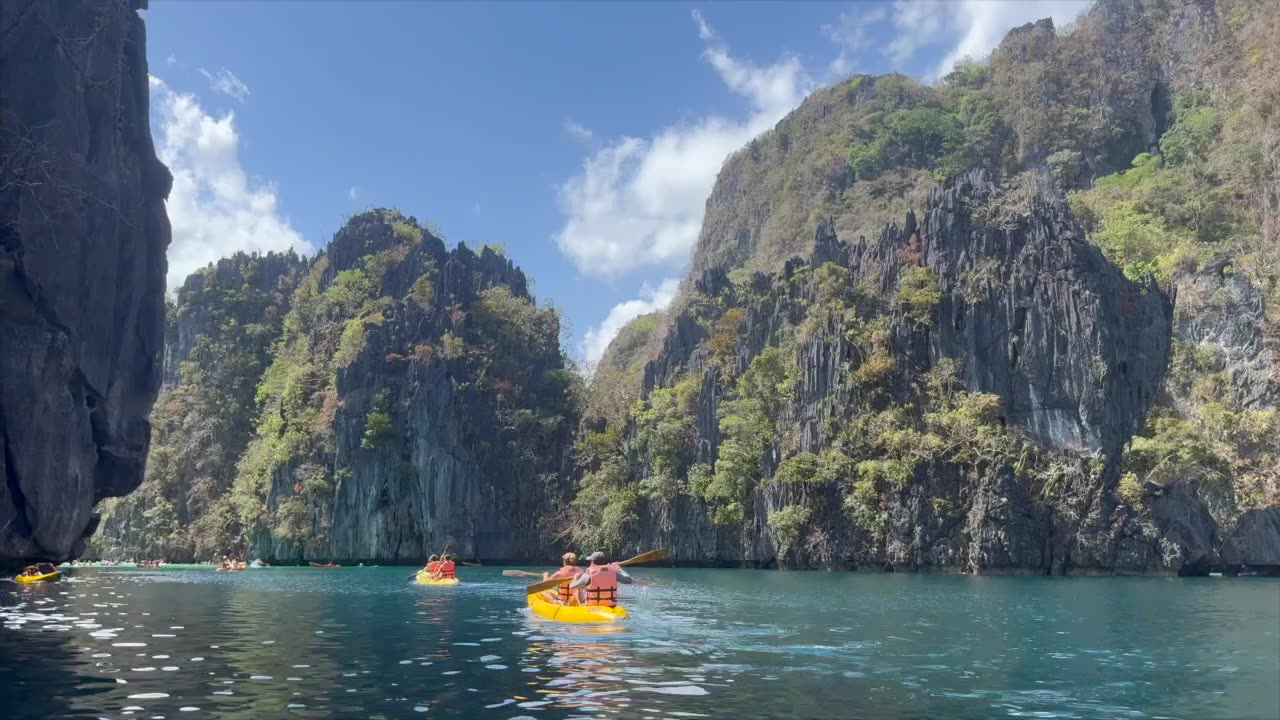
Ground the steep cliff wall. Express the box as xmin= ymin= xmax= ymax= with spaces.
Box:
xmin=586 ymin=172 xmax=1200 ymax=574
xmin=580 ymin=0 xmax=1280 ymax=574
xmin=236 ymin=211 xmax=577 ymax=563
xmin=0 ymin=0 xmax=170 ymax=565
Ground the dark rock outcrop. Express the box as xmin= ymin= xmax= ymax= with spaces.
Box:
xmin=1220 ymin=508 xmax=1280 ymax=568
xmin=0 ymin=0 xmax=170 ymax=565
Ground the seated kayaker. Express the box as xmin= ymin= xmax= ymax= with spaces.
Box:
xmin=434 ymin=554 xmax=457 ymax=580
xmin=569 ymin=552 xmax=632 ymax=607
xmin=424 ymin=554 xmax=440 ymax=574
xmin=20 ymin=565 xmax=38 ymax=577
xmin=543 ymin=552 xmax=585 ymax=606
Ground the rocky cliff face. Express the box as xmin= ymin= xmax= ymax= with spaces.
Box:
xmin=237 ymin=211 xmax=576 ymax=563
xmin=610 ymin=172 xmax=1203 ymax=574
xmin=579 ymin=0 xmax=1279 ymax=575
xmin=0 ymin=0 xmax=170 ymax=565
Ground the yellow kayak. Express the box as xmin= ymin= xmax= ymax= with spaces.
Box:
xmin=16 ymin=570 xmax=60 ymax=584
xmin=527 ymin=592 xmax=628 ymax=623
xmin=415 ymin=572 xmax=459 ymax=585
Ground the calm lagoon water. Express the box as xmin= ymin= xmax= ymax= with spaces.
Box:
xmin=1 ymin=567 xmax=1276 ymax=719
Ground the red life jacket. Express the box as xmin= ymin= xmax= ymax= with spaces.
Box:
xmin=426 ymin=561 xmax=439 ymax=573
xmin=555 ymin=565 xmax=584 ymax=604
xmin=439 ymin=561 xmax=457 ymax=579
xmin=585 ymin=563 xmax=619 ymax=607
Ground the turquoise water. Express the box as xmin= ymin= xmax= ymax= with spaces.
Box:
xmin=1 ymin=568 xmax=1277 ymax=719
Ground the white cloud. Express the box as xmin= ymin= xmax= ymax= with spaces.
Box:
xmin=930 ymin=1 xmax=1091 ymax=78
xmin=150 ymin=76 xmax=312 ymax=289
xmin=166 ymin=54 xmax=177 ymax=65
xmin=348 ymin=186 xmax=359 ymax=201
xmin=553 ymin=10 xmax=811 ymax=277
xmin=874 ymin=0 xmax=1091 ymax=79
xmin=822 ymin=6 xmax=888 ymax=78
xmin=197 ymin=67 xmax=251 ymax=103
xmin=563 ymin=119 xmax=594 ymax=143
xmin=582 ymin=278 xmax=681 ymax=365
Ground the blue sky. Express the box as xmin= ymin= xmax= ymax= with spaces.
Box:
xmin=141 ymin=0 xmax=1089 ymax=366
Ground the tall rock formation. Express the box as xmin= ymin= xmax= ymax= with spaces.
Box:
xmin=0 ymin=0 xmax=170 ymax=565
xmin=578 ymin=0 xmax=1280 ymax=574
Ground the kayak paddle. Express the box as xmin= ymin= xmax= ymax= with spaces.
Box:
xmin=503 ymin=569 xmax=544 ymax=578
xmin=524 ymin=548 xmax=671 ymax=595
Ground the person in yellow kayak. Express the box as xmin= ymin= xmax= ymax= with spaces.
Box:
xmin=543 ymin=552 xmax=585 ymax=606
xmin=19 ymin=562 xmax=55 ymax=578
xmin=568 ymin=552 xmax=632 ymax=607
xmin=423 ymin=554 xmax=440 ymax=575
xmin=433 ymin=554 xmax=457 ymax=580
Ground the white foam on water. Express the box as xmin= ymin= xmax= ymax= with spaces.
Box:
xmin=212 ymin=690 xmax=233 ymax=696
xmin=152 ymin=634 xmax=176 ymax=638
xmin=485 ymin=700 xmax=515 ymax=708
xmin=413 ymin=706 xmax=429 ymax=713
xmin=485 ymin=664 xmax=508 ymax=670
xmin=113 ymin=642 xmax=146 ymax=647
xmin=287 ymin=704 xmax=305 ymax=709
xmin=250 ymin=675 xmax=272 ymax=680
xmin=162 ymin=666 xmax=179 ymax=671
xmin=399 ymin=660 xmax=412 ymax=665
xmin=93 ymin=653 xmax=111 ymax=658
xmin=480 ymin=637 xmax=500 ymax=642
xmin=637 ymin=685 xmax=707 ymax=696
xmin=442 ymin=670 xmax=461 ymax=676
xmin=133 ymin=667 xmax=156 ymax=672
xmin=153 ymin=655 xmax=170 ymax=659
xmin=127 ymin=693 xmax=170 ymax=699
xmin=452 ymin=642 xmax=480 ymax=646
xmin=291 ymin=664 xmax=310 ymax=668
xmin=521 ymin=668 xmax=540 ymax=673
xmin=179 ymin=708 xmax=198 ymax=712
xmin=479 ymin=655 xmax=500 ymax=662
xmin=261 ymin=640 xmax=275 ymax=645
xmin=191 ymin=657 xmax=204 ymax=662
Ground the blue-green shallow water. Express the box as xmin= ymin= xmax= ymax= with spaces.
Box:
xmin=2 ymin=569 xmax=1277 ymax=720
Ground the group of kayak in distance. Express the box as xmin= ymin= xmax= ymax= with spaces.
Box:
xmin=8 ymin=546 xmax=669 ymax=624
xmin=416 ymin=547 xmax=670 ymax=624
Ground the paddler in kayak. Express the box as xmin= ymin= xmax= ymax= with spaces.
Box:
xmin=542 ymin=552 xmax=585 ymax=606
xmin=423 ymin=554 xmax=440 ymax=575
xmin=568 ymin=551 xmax=633 ymax=607
xmin=432 ymin=554 xmax=458 ymax=580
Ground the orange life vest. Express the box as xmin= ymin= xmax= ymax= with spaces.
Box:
xmin=439 ymin=561 xmax=457 ymax=579
xmin=555 ymin=565 xmax=584 ymax=604
xmin=584 ymin=563 xmax=619 ymax=607
xmin=426 ymin=561 xmax=439 ymax=573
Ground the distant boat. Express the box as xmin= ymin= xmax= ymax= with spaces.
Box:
xmin=309 ymin=562 xmax=340 ymax=568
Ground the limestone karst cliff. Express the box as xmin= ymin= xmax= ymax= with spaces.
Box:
xmin=0 ymin=0 xmax=170 ymax=566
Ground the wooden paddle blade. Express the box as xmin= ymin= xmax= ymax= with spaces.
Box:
xmin=503 ymin=570 xmax=541 ymax=578
xmin=619 ymin=548 xmax=671 ymax=567
xmin=525 ymin=576 xmax=566 ymax=595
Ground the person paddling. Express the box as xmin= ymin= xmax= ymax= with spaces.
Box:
xmin=543 ymin=552 xmax=585 ymax=606
xmin=424 ymin=554 xmax=440 ymax=575
xmin=569 ymin=551 xmax=632 ymax=607
xmin=433 ymin=554 xmax=457 ymax=580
